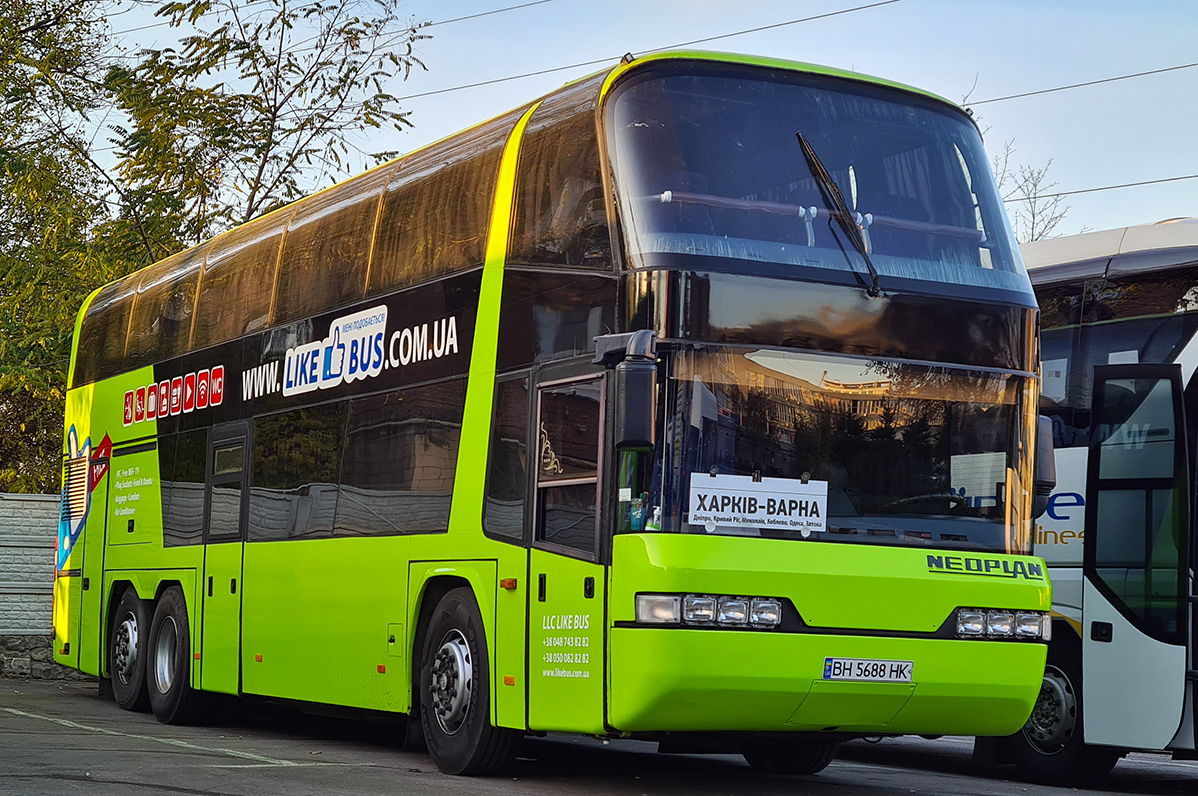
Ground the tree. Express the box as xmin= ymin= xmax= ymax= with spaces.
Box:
xmin=0 ymin=0 xmax=428 ymax=493
xmin=990 ymin=139 xmax=1071 ymax=244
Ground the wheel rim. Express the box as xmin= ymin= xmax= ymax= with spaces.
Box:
xmin=1022 ymin=664 xmax=1077 ymax=755
xmin=114 ymin=612 xmax=140 ymax=686
xmin=428 ymin=629 xmax=473 ymax=735
xmin=154 ymin=616 xmax=178 ymax=695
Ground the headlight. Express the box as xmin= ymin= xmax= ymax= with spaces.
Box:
xmin=987 ymin=611 xmax=1015 ymax=636
xmin=957 ymin=608 xmax=1049 ymax=640
xmin=636 ymin=594 xmax=680 ymax=624
xmin=682 ymin=595 xmax=716 ymax=624
xmin=1015 ymin=613 xmax=1043 ymax=637
xmin=637 ymin=593 xmax=785 ymax=630
xmin=750 ymin=599 xmax=782 ymax=628
xmin=717 ymin=597 xmax=749 ymax=626
xmin=957 ymin=610 xmax=985 ymax=636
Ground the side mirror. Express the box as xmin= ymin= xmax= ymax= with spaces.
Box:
xmin=594 ymin=330 xmax=657 ymax=451
xmin=1032 ymin=415 xmax=1056 ymax=519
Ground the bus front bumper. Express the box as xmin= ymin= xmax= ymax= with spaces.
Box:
xmin=608 ymin=626 xmax=1045 ymax=736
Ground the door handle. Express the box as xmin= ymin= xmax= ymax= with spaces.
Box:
xmin=230 ymin=578 xmax=237 ymax=595
xmin=208 ymin=577 xmax=213 ymax=597
xmin=538 ymin=573 xmax=547 ymax=603
xmin=1091 ymin=621 xmax=1113 ymax=642
xmin=584 ymin=576 xmax=595 ymax=599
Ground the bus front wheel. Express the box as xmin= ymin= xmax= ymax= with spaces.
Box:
xmin=109 ymin=588 xmax=150 ymax=712
xmin=742 ymin=738 xmax=839 ymax=775
xmin=418 ymin=588 xmax=519 ymax=775
xmin=1003 ymin=643 xmax=1120 ymax=784
xmin=147 ymin=586 xmax=209 ymax=725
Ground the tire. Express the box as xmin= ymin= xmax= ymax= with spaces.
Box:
xmin=109 ymin=588 xmax=150 ymax=712
xmin=418 ymin=588 xmax=519 ymax=775
xmin=1002 ymin=641 xmax=1121 ymax=785
xmin=147 ymin=586 xmax=209 ymax=725
xmin=742 ymin=739 xmax=840 ymax=775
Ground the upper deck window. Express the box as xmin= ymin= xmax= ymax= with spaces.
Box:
xmin=606 ymin=64 xmax=1030 ymax=295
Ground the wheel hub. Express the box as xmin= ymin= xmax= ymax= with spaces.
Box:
xmin=114 ymin=613 xmax=139 ymax=685
xmin=1023 ymin=664 xmax=1077 ymax=754
xmin=154 ymin=616 xmax=178 ymax=695
xmin=428 ymin=629 xmax=472 ymax=735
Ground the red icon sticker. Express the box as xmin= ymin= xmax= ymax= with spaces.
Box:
xmin=170 ymin=377 xmax=183 ymax=415
xmin=134 ymin=388 xmax=146 ymax=423
xmin=123 ymin=392 xmax=135 ymax=426
xmin=211 ymin=366 xmax=225 ymax=406
xmin=183 ymin=373 xmax=196 ymax=413
xmin=196 ymin=369 xmax=210 ymax=409
xmin=146 ymin=384 xmax=158 ymax=420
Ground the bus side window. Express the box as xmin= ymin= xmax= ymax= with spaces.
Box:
xmin=485 ymin=376 xmax=531 ymax=543
xmin=536 ymin=379 xmax=602 ymax=555
xmin=162 ymin=428 xmax=206 ymax=547
xmin=75 ymin=278 xmax=138 ymax=386
xmin=249 ymin=404 xmax=346 ymax=541
xmin=126 ymin=246 xmax=205 ymax=371
xmin=337 ymin=379 xmax=467 ymax=536
xmin=510 ymin=74 xmax=610 ymax=269
xmin=367 ymin=108 xmax=526 ymax=296
xmin=273 ymin=164 xmax=395 ymax=324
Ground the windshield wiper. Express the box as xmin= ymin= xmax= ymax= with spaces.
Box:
xmin=796 ymin=132 xmax=881 ymax=297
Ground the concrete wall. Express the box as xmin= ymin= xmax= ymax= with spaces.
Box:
xmin=0 ymin=493 xmax=84 ymax=679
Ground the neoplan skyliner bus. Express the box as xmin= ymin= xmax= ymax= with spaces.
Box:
xmin=54 ymin=51 xmax=1052 ymax=776
xmin=985 ymin=219 xmax=1198 ymax=783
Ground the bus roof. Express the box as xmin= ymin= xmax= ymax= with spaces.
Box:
xmin=1022 ymin=217 xmax=1198 ymax=285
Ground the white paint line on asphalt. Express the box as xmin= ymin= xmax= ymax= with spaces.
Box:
xmin=1 ymin=708 xmax=300 ymax=767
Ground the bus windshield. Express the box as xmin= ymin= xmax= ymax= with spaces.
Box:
xmin=647 ymin=347 xmax=1035 ymax=554
xmin=607 ymin=64 xmax=1029 ymax=295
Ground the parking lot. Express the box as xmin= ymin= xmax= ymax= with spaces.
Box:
xmin=3 ymin=677 xmax=1197 ymax=796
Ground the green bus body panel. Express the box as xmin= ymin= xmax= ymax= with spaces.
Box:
xmin=527 ymin=549 xmax=606 ymax=734
xmin=605 ymin=534 xmax=1048 ymax=734
xmin=202 ymin=541 xmax=243 ymax=695
xmin=610 ymin=534 xmax=1050 ymax=632
xmin=608 ymin=628 xmax=1044 ymax=734
xmin=240 ymin=538 xmax=409 ymax=708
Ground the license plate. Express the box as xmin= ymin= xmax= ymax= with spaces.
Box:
xmin=823 ymin=657 xmax=913 ymax=683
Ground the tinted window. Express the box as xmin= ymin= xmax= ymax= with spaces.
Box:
xmin=249 ymin=404 xmax=346 ymax=541
xmin=536 ymin=379 xmax=602 ymax=555
xmin=485 ymin=377 xmax=530 ymax=541
xmin=161 ymin=429 xmax=207 ymax=547
xmin=126 ymin=245 xmax=206 ymax=369
xmin=338 ymin=379 xmax=467 ymax=535
xmin=274 ymin=164 xmax=396 ymax=324
xmin=368 ymin=108 xmax=527 ymax=295
xmin=193 ymin=209 xmax=294 ymax=349
xmin=510 ymin=75 xmax=609 ymax=269
xmin=75 ymin=277 xmax=138 ymax=386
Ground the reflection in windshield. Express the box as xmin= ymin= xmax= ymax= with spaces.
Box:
xmin=608 ymin=66 xmax=1030 ymax=294
xmin=648 ymin=348 xmax=1034 ymax=554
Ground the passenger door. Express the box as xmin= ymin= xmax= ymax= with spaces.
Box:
xmin=200 ymin=422 xmax=248 ymax=695
xmin=527 ymin=373 xmax=607 ymax=733
xmin=1083 ymin=365 xmax=1188 ymax=748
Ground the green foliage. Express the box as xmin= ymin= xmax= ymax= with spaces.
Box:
xmin=0 ymin=0 xmax=427 ymax=493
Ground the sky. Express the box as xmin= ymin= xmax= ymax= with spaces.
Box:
xmin=117 ymin=0 xmax=1198 ymax=237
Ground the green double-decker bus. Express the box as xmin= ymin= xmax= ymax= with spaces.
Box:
xmin=54 ymin=51 xmax=1050 ymax=775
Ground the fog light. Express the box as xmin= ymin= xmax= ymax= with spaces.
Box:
xmin=682 ymin=595 xmax=717 ymax=624
xmin=987 ymin=611 xmax=1014 ymax=636
xmin=750 ymin=599 xmax=782 ymax=627
xmin=636 ymin=594 xmax=680 ymax=624
xmin=957 ymin=609 xmax=984 ymax=636
xmin=717 ymin=597 xmax=749 ymax=625
xmin=1015 ymin=613 xmax=1042 ymax=638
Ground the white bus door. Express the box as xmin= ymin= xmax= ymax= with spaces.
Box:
xmin=1082 ymin=365 xmax=1188 ymax=749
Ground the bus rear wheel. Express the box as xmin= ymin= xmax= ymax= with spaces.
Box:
xmin=147 ymin=586 xmax=209 ymax=725
xmin=109 ymin=588 xmax=150 ymax=712
xmin=742 ymin=738 xmax=839 ymax=775
xmin=418 ymin=588 xmax=518 ymax=775
xmin=1003 ymin=643 xmax=1120 ymax=784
